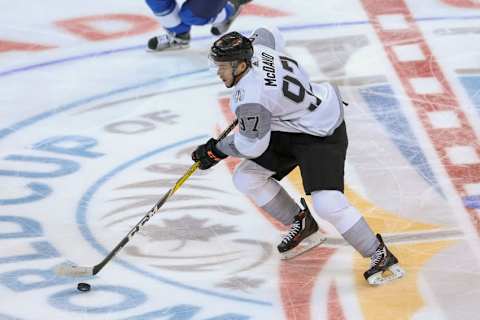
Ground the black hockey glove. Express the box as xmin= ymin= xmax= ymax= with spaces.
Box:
xmin=191 ymin=138 xmax=228 ymax=170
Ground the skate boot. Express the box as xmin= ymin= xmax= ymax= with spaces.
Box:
xmin=277 ymin=198 xmax=326 ymax=260
xmin=211 ymin=0 xmax=253 ymax=36
xmin=364 ymin=234 xmax=405 ymax=286
xmin=147 ymin=32 xmax=190 ymax=51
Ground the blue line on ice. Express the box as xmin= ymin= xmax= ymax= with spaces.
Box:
xmin=2 ymin=16 xmax=480 ymax=139
xmin=0 ymin=68 xmax=209 ymax=140
xmin=1 ymin=15 xmax=479 ymax=78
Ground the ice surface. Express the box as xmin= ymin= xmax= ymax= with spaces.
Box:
xmin=1 ymin=0 xmax=480 ymax=319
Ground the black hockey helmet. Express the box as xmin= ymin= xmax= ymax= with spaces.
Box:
xmin=210 ymin=32 xmax=254 ymax=63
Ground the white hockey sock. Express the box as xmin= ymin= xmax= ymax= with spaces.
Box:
xmin=342 ymin=217 xmax=380 ymax=257
xmin=311 ymin=190 xmax=379 ymax=256
xmin=154 ymin=3 xmax=182 ymax=29
xmin=232 ymin=160 xmax=299 ymax=225
xmin=312 ymin=190 xmax=380 ymax=257
xmin=261 ymin=187 xmax=301 ymax=225
xmin=311 ymin=190 xmax=361 ymax=234
xmin=232 ymin=160 xmax=281 ymax=206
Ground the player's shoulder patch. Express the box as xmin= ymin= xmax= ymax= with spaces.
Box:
xmin=233 ymin=88 xmax=245 ymax=103
xmin=234 ymin=71 xmax=263 ymax=105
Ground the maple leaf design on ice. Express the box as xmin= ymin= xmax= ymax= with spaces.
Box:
xmin=216 ymin=276 xmax=265 ymax=293
xmin=141 ymin=215 xmax=237 ymax=250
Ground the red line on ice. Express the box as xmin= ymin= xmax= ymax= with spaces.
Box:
xmin=361 ymin=0 xmax=480 ymax=235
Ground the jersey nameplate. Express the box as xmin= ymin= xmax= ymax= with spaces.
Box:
xmin=261 ymin=51 xmax=277 ymax=87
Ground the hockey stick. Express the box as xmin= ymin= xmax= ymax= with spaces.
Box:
xmin=55 ymin=119 xmax=238 ymax=277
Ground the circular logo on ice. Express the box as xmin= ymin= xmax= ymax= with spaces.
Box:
xmin=82 ymin=151 xmax=274 ymax=291
xmin=0 ymin=43 xmax=271 ymax=318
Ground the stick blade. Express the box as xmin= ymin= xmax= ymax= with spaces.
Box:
xmin=54 ymin=263 xmax=94 ymax=277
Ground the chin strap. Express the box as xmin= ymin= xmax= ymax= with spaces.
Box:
xmin=230 ymin=61 xmax=249 ymax=87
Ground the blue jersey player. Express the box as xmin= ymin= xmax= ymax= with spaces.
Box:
xmin=145 ymin=0 xmax=252 ymax=51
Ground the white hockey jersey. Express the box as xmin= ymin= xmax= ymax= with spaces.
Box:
xmin=217 ymin=27 xmax=345 ymax=159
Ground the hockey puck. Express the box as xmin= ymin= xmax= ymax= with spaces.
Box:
xmin=77 ymin=282 xmax=91 ymax=292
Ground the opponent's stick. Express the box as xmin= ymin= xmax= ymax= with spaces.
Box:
xmin=55 ymin=119 xmax=238 ymax=277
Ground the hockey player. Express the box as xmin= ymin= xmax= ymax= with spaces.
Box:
xmin=145 ymin=0 xmax=252 ymax=51
xmin=191 ymin=27 xmax=405 ymax=285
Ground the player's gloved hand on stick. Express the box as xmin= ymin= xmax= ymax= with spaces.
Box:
xmin=191 ymin=138 xmax=228 ymax=170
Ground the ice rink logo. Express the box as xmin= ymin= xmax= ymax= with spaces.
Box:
xmin=97 ymin=161 xmax=272 ymax=277
xmin=0 ymin=80 xmax=266 ymax=318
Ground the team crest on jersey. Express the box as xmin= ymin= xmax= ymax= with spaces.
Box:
xmin=234 ymin=89 xmax=245 ymax=103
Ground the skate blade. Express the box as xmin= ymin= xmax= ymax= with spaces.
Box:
xmin=367 ymin=264 xmax=405 ymax=286
xmin=146 ymin=44 xmax=190 ymax=52
xmin=280 ymin=232 xmax=326 ymax=260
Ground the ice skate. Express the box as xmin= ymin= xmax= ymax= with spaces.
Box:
xmin=364 ymin=234 xmax=405 ymax=286
xmin=147 ymin=32 xmax=190 ymax=51
xmin=211 ymin=0 xmax=253 ymax=36
xmin=278 ymin=198 xmax=326 ymax=260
